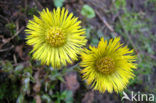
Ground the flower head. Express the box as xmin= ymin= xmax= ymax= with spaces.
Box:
xmin=80 ymin=37 xmax=137 ymax=93
xmin=25 ymin=8 xmax=87 ymax=68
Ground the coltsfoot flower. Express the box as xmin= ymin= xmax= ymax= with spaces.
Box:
xmin=25 ymin=8 xmax=87 ymax=68
xmin=80 ymin=37 xmax=137 ymax=93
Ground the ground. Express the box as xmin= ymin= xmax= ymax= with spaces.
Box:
xmin=0 ymin=0 xmax=156 ymax=103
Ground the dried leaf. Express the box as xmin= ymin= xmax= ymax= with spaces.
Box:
xmin=33 ymin=70 xmax=41 ymax=93
xmin=65 ymin=72 xmax=79 ymax=93
xmin=15 ymin=45 xmax=29 ymax=60
xmin=82 ymin=91 xmax=94 ymax=103
xmin=35 ymin=95 xmax=41 ymax=103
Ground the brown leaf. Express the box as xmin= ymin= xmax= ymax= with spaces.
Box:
xmin=82 ymin=91 xmax=94 ymax=103
xmin=15 ymin=45 xmax=23 ymax=59
xmin=15 ymin=44 xmax=29 ymax=60
xmin=33 ymin=70 xmax=41 ymax=93
xmin=34 ymin=95 xmax=41 ymax=103
xmin=65 ymin=72 xmax=80 ymax=93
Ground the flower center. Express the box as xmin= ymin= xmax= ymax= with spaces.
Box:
xmin=46 ymin=27 xmax=66 ymax=47
xmin=96 ymin=57 xmax=115 ymax=74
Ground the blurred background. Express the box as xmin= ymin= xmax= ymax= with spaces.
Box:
xmin=0 ymin=0 xmax=156 ymax=103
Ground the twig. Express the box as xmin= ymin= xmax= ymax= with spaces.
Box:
xmin=34 ymin=0 xmax=43 ymax=10
xmin=95 ymin=10 xmax=117 ymax=36
xmin=11 ymin=26 xmax=25 ymax=40
xmin=0 ymin=26 xmax=24 ymax=49
xmin=0 ymin=15 xmax=9 ymax=23
xmin=13 ymin=54 xmax=17 ymax=64
xmin=13 ymin=61 xmax=31 ymax=67
xmin=15 ymin=18 xmax=19 ymax=32
xmin=87 ymin=0 xmax=110 ymax=14
xmin=0 ymin=45 xmax=14 ymax=52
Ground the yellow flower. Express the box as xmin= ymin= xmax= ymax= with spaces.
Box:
xmin=80 ymin=37 xmax=137 ymax=93
xmin=25 ymin=8 xmax=87 ymax=68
